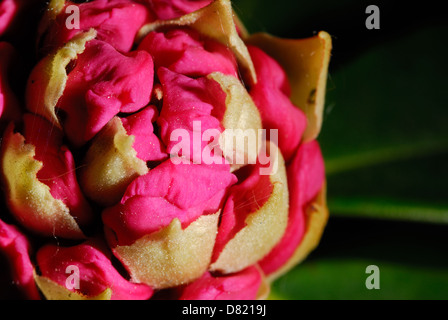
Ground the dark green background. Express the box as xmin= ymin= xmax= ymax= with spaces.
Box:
xmin=233 ymin=0 xmax=448 ymax=299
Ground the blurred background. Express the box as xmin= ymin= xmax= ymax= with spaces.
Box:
xmin=233 ymin=0 xmax=448 ymax=299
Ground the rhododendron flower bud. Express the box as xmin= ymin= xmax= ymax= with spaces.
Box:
xmin=0 ymin=0 xmax=331 ymax=300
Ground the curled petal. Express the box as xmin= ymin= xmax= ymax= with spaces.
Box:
xmin=210 ymin=142 xmax=289 ymax=274
xmin=157 ymin=67 xmax=224 ymax=163
xmin=248 ymin=45 xmax=307 ymax=162
xmin=0 ymin=122 xmax=87 ymax=239
xmin=259 ymin=140 xmax=327 ymax=278
xmin=138 ymin=27 xmax=238 ymax=78
xmin=246 ymin=31 xmax=332 ymax=142
xmin=26 ymin=30 xmax=97 ymax=129
xmin=0 ymin=218 xmax=40 ymax=299
xmin=120 ymin=106 xmax=167 ymax=162
xmin=111 ymin=212 xmax=220 ymax=289
xmin=158 ymin=69 xmax=262 ymax=168
xmin=208 ymin=72 xmax=262 ymax=170
xmin=137 ymin=0 xmax=256 ymax=85
xmin=35 ymin=240 xmax=153 ymax=300
xmin=80 ymin=106 xmax=165 ymax=206
xmin=22 ymin=114 xmax=92 ymax=227
xmin=103 ymin=159 xmax=236 ymax=245
xmin=179 ymin=266 xmax=264 ymax=300
xmin=102 ymin=159 xmax=235 ymax=289
xmin=142 ymin=0 xmax=212 ymax=20
xmin=56 ymin=39 xmax=154 ymax=146
xmin=0 ymin=0 xmax=18 ymax=36
xmin=39 ymin=0 xmax=152 ymax=54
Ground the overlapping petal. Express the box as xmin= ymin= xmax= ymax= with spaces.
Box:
xmin=259 ymin=141 xmax=326 ymax=277
xmin=39 ymin=0 xmax=152 ymax=53
xmin=35 ymin=240 xmax=153 ymax=300
xmin=56 ymin=39 xmax=154 ymax=146
xmin=179 ymin=266 xmax=263 ymax=300
xmin=103 ymin=160 xmax=236 ymax=245
xmin=248 ymin=45 xmax=307 ymax=162
xmin=139 ymin=27 xmax=238 ymax=78
xmin=139 ymin=0 xmax=212 ymax=20
xmin=0 ymin=115 xmax=92 ymax=239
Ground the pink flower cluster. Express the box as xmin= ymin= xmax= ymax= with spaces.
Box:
xmin=0 ymin=0 xmax=331 ymax=300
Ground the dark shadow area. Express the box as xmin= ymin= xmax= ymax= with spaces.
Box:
xmin=309 ymin=215 xmax=448 ymax=270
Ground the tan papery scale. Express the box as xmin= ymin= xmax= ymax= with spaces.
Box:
xmin=246 ymin=31 xmax=332 ymax=142
xmin=208 ymin=72 xmax=262 ymax=171
xmin=210 ymin=142 xmax=289 ymax=274
xmin=111 ymin=212 xmax=221 ymax=289
xmin=0 ymin=125 xmax=85 ymax=239
xmin=26 ymin=29 xmax=97 ymax=129
xmin=34 ymin=271 xmax=112 ymax=300
xmin=79 ymin=117 xmax=149 ymax=207
xmin=36 ymin=0 xmax=65 ymax=48
xmin=267 ymin=182 xmax=329 ymax=281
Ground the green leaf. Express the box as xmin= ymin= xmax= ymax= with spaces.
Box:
xmin=270 ymin=217 xmax=448 ymax=299
xmin=271 ymin=258 xmax=448 ymax=300
xmin=232 ymin=0 xmax=355 ymax=36
xmin=326 ymin=150 xmax=448 ymax=223
xmin=317 ymin=25 xmax=448 ymax=223
xmin=320 ymin=24 xmax=448 ymax=173
xmin=328 ymin=197 xmax=448 ymax=224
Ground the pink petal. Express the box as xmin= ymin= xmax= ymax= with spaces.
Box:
xmin=58 ymin=39 xmax=154 ymax=146
xmin=43 ymin=0 xmax=152 ymax=53
xmin=0 ymin=0 xmax=17 ymax=36
xmin=248 ymin=45 xmax=307 ymax=162
xmin=0 ymin=218 xmax=40 ymax=300
xmin=120 ymin=106 xmax=167 ymax=162
xmin=22 ymin=114 xmax=92 ymax=227
xmin=103 ymin=159 xmax=236 ymax=246
xmin=179 ymin=266 xmax=261 ymax=300
xmin=141 ymin=0 xmax=212 ymax=20
xmin=157 ymin=67 xmax=227 ymax=163
xmin=211 ymin=163 xmax=273 ymax=262
xmin=139 ymin=28 xmax=238 ymax=78
xmin=0 ymin=0 xmax=41 ymax=37
xmin=259 ymin=141 xmax=325 ymax=275
xmin=0 ymin=42 xmax=21 ymax=125
xmin=36 ymin=240 xmax=153 ymax=300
